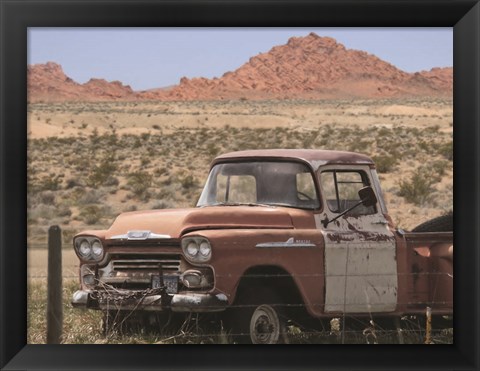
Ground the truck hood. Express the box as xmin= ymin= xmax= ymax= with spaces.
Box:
xmin=105 ymin=206 xmax=294 ymax=240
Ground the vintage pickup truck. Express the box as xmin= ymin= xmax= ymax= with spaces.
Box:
xmin=72 ymin=149 xmax=453 ymax=344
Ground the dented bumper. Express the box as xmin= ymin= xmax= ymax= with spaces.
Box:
xmin=72 ymin=290 xmax=228 ymax=313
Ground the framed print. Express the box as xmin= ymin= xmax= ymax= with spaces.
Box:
xmin=1 ymin=0 xmax=479 ymax=370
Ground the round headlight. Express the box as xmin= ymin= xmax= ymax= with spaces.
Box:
xmin=199 ymin=241 xmax=211 ymax=257
xmin=78 ymin=240 xmax=91 ymax=257
xmin=91 ymin=240 xmax=103 ymax=257
xmin=186 ymin=241 xmax=199 ymax=256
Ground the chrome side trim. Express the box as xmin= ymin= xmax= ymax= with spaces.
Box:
xmin=256 ymin=237 xmax=316 ymax=249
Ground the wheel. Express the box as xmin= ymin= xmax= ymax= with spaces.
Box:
xmin=411 ymin=213 xmax=453 ymax=232
xmin=228 ymin=287 xmax=287 ymax=344
xmin=250 ymin=304 xmax=284 ymax=344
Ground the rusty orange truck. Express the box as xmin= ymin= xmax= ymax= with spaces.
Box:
xmin=72 ymin=149 xmax=453 ymax=343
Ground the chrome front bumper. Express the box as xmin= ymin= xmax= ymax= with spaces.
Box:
xmin=72 ymin=290 xmax=228 ymax=313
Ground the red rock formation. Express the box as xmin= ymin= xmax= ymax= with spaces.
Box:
xmin=28 ymin=62 xmax=135 ymax=102
xmin=28 ymin=33 xmax=453 ymax=102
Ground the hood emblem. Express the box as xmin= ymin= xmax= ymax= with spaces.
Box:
xmin=110 ymin=230 xmax=171 ymax=240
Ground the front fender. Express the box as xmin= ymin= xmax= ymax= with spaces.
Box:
xmin=185 ymin=229 xmax=325 ymax=316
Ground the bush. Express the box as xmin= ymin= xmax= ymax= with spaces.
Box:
xmin=79 ymin=205 xmax=104 ymax=225
xmin=438 ymin=141 xmax=453 ymax=161
xmin=127 ymin=171 xmax=153 ymax=200
xmin=57 ymin=205 xmax=72 ymax=218
xmin=181 ymin=175 xmax=198 ymax=190
xmin=86 ymin=155 xmax=118 ymax=187
xmin=38 ymin=174 xmax=62 ymax=191
xmin=38 ymin=191 xmax=56 ymax=206
xmin=397 ymin=168 xmax=436 ymax=205
xmin=431 ymin=160 xmax=450 ymax=177
xmin=65 ymin=177 xmax=81 ymax=189
xmin=152 ymin=201 xmax=173 ymax=209
xmin=372 ymin=155 xmax=397 ymax=173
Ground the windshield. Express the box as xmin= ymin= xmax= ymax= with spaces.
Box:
xmin=197 ymin=161 xmax=320 ymax=209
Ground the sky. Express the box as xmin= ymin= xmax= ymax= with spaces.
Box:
xmin=28 ymin=28 xmax=453 ymax=91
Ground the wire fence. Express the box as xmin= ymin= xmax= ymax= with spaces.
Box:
xmin=28 ymin=231 xmax=453 ymax=345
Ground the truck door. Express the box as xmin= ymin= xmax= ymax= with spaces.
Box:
xmin=315 ymin=165 xmax=398 ymax=313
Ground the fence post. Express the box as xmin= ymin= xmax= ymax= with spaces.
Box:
xmin=47 ymin=225 xmax=63 ymax=344
xmin=424 ymin=306 xmax=432 ymax=344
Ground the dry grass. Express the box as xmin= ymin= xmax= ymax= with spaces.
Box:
xmin=27 ymin=276 xmax=453 ymax=344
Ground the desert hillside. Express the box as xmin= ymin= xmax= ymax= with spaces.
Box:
xmin=28 ymin=33 xmax=452 ymax=103
xmin=27 ymin=98 xmax=453 ymax=246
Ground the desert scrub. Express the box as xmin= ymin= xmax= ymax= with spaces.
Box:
xmin=36 ymin=174 xmax=63 ymax=191
xmin=86 ymin=154 xmax=118 ymax=187
xmin=127 ymin=171 xmax=153 ymax=200
xmin=372 ymin=155 xmax=398 ymax=173
xmin=437 ymin=141 xmax=453 ymax=161
xmin=180 ymin=174 xmax=198 ymax=190
xmin=26 ymin=101 xmax=453 ymax=239
xmin=397 ymin=168 xmax=437 ymax=206
xmin=79 ymin=205 xmax=106 ymax=225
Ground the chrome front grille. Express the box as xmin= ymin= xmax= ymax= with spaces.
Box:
xmin=110 ymin=254 xmax=182 ymax=273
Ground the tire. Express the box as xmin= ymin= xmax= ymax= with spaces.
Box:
xmin=411 ymin=213 xmax=453 ymax=232
xmin=228 ymin=287 xmax=288 ymax=344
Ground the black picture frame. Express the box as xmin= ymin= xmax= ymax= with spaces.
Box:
xmin=1 ymin=1 xmax=479 ymax=370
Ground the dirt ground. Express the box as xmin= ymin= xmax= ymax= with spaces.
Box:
xmin=27 ymin=99 xmax=452 ymax=139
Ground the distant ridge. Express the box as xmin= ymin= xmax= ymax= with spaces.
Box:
xmin=28 ymin=33 xmax=452 ymax=102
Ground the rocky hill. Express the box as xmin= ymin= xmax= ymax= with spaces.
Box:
xmin=28 ymin=62 xmax=135 ymax=102
xmin=28 ymin=33 xmax=452 ymax=102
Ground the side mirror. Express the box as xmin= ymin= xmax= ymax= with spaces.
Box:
xmin=358 ymin=186 xmax=377 ymax=208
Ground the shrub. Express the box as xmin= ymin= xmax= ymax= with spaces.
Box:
xmin=127 ymin=171 xmax=153 ymax=199
xmin=57 ymin=205 xmax=72 ymax=217
xmin=79 ymin=205 xmax=104 ymax=225
xmin=397 ymin=168 xmax=436 ymax=205
xmin=181 ymin=175 xmax=198 ymax=190
xmin=86 ymin=155 xmax=118 ymax=187
xmin=438 ymin=141 xmax=453 ymax=161
xmin=206 ymin=143 xmax=220 ymax=157
xmin=431 ymin=160 xmax=450 ymax=177
xmin=372 ymin=155 xmax=398 ymax=173
xmin=152 ymin=200 xmax=173 ymax=209
xmin=65 ymin=177 xmax=81 ymax=189
xmin=38 ymin=174 xmax=62 ymax=191
xmin=38 ymin=191 xmax=56 ymax=206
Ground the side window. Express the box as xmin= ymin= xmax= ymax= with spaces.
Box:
xmin=216 ymin=174 xmax=257 ymax=203
xmin=320 ymin=170 xmax=376 ymax=215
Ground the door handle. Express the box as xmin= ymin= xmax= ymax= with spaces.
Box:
xmin=373 ymin=220 xmax=388 ymax=225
